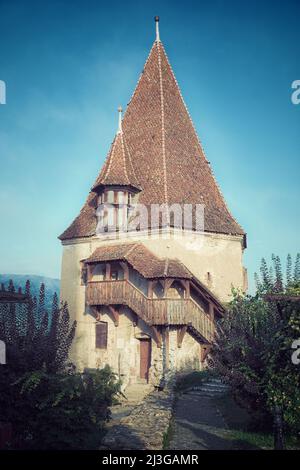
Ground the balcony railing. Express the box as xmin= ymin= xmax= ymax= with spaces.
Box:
xmin=86 ymin=280 xmax=214 ymax=342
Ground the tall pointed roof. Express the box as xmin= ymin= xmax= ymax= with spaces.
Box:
xmin=92 ymin=107 xmax=140 ymax=192
xmin=59 ymin=20 xmax=244 ymax=241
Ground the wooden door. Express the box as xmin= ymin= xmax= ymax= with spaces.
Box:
xmin=140 ymin=339 xmax=151 ymax=381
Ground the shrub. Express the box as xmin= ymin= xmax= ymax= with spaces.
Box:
xmin=0 ymin=280 xmax=121 ymax=449
xmin=11 ymin=365 xmax=121 ymax=449
xmin=209 ymin=255 xmax=300 ymax=448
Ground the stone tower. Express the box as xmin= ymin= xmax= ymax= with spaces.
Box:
xmin=59 ymin=18 xmax=247 ymax=387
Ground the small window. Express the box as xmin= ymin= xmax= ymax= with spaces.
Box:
xmin=111 ymin=270 xmax=118 ymax=281
xmin=117 ymin=191 xmax=125 ymax=204
xmin=107 ymin=206 xmax=116 ymax=228
xmin=107 ymin=190 xmax=114 ymax=203
xmin=95 ymin=322 xmax=108 ymax=349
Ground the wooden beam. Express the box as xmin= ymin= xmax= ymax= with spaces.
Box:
xmin=131 ymin=312 xmax=138 ymax=327
xmin=120 ymin=262 xmax=129 ymax=280
xmin=164 ymin=278 xmax=173 ymax=297
xmin=148 ymin=280 xmax=154 ymax=298
xmin=177 ymin=325 xmax=188 ymax=348
xmin=105 ymin=262 xmax=111 ymax=280
xmin=180 ymin=279 xmax=190 ymax=298
xmin=152 ymin=326 xmax=162 ymax=348
xmin=209 ymin=302 xmax=215 ymax=321
xmin=87 ymin=264 xmax=94 ymax=282
xmin=164 ymin=327 xmax=170 ymax=369
xmin=200 ymin=344 xmax=212 ymax=363
xmin=91 ymin=306 xmax=101 ymax=321
xmin=108 ymin=305 xmax=119 ymax=326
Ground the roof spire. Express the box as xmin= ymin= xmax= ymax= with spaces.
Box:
xmin=154 ymin=16 xmax=160 ymax=42
xmin=117 ymin=105 xmax=123 ymax=133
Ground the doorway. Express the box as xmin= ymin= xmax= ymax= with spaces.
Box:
xmin=139 ymin=338 xmax=151 ymax=382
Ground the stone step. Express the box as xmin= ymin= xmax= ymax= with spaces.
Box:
xmin=186 ymin=384 xmax=229 ymax=393
xmin=187 ymin=388 xmax=227 ymax=395
xmin=185 ymin=391 xmax=223 ymax=399
xmin=202 ymin=382 xmax=228 ymax=389
xmin=207 ymin=378 xmax=223 ymax=384
xmin=135 ymin=378 xmax=148 ymax=384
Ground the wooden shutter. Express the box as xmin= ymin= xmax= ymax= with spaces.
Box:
xmin=95 ymin=322 xmax=108 ymax=349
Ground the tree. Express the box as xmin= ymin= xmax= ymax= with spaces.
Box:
xmin=209 ymin=254 xmax=300 ymax=449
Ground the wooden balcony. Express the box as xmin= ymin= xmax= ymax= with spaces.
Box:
xmin=86 ymin=280 xmax=214 ymax=342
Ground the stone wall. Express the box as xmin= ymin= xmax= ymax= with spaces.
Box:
xmin=169 ymin=327 xmax=201 ymax=373
xmin=60 ymin=229 xmax=246 ymax=375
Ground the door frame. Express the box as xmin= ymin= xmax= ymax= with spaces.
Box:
xmin=139 ymin=338 xmax=152 ymax=382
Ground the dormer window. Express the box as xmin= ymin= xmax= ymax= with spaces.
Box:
xmin=96 ymin=188 xmax=134 ymax=233
xmin=91 ymin=108 xmax=141 ymax=235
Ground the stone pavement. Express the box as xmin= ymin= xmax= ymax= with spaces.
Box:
xmin=169 ymin=378 xmax=233 ymax=450
xmin=101 ymin=382 xmax=174 ymax=450
xmin=110 ymin=383 xmax=154 ymax=423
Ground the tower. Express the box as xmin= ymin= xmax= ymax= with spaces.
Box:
xmin=59 ymin=18 xmax=247 ymax=386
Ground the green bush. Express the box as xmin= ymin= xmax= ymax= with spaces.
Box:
xmin=0 ymin=280 xmax=121 ymax=449
xmin=210 ymin=255 xmax=300 ymax=448
xmin=8 ymin=365 xmax=121 ymax=449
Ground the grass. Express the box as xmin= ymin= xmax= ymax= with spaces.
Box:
xmin=214 ymin=392 xmax=300 ymax=450
xmin=162 ymin=417 xmax=175 ymax=449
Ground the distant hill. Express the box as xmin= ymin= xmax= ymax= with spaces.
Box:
xmin=0 ymin=274 xmax=60 ymax=311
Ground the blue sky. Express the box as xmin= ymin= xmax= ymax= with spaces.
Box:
xmin=0 ymin=0 xmax=299 ymax=291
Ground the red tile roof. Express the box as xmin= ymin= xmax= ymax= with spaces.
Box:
xmin=92 ymin=129 xmax=140 ymax=192
xmin=60 ymin=36 xmax=245 ymax=241
xmin=85 ymin=241 xmax=225 ymax=312
xmin=85 ymin=242 xmax=192 ymax=279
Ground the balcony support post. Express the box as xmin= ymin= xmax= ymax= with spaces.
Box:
xmin=152 ymin=326 xmax=162 ymax=348
xmin=209 ymin=302 xmax=215 ymax=321
xmin=132 ymin=312 xmax=138 ymax=327
xmin=87 ymin=264 xmax=94 ymax=282
xmin=200 ymin=343 xmax=211 ymax=363
xmin=108 ymin=305 xmax=119 ymax=326
xmin=120 ymin=262 xmax=129 ymax=280
xmin=177 ymin=325 xmax=188 ymax=348
xmin=148 ymin=280 xmax=154 ymax=298
xmin=91 ymin=306 xmax=101 ymax=321
xmin=163 ymin=278 xmax=173 ymax=297
xmin=105 ymin=263 xmax=111 ymax=280
xmin=164 ymin=327 xmax=170 ymax=369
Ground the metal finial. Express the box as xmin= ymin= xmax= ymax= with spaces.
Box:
xmin=154 ymin=16 xmax=160 ymax=42
xmin=118 ymin=106 xmax=123 ymax=133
